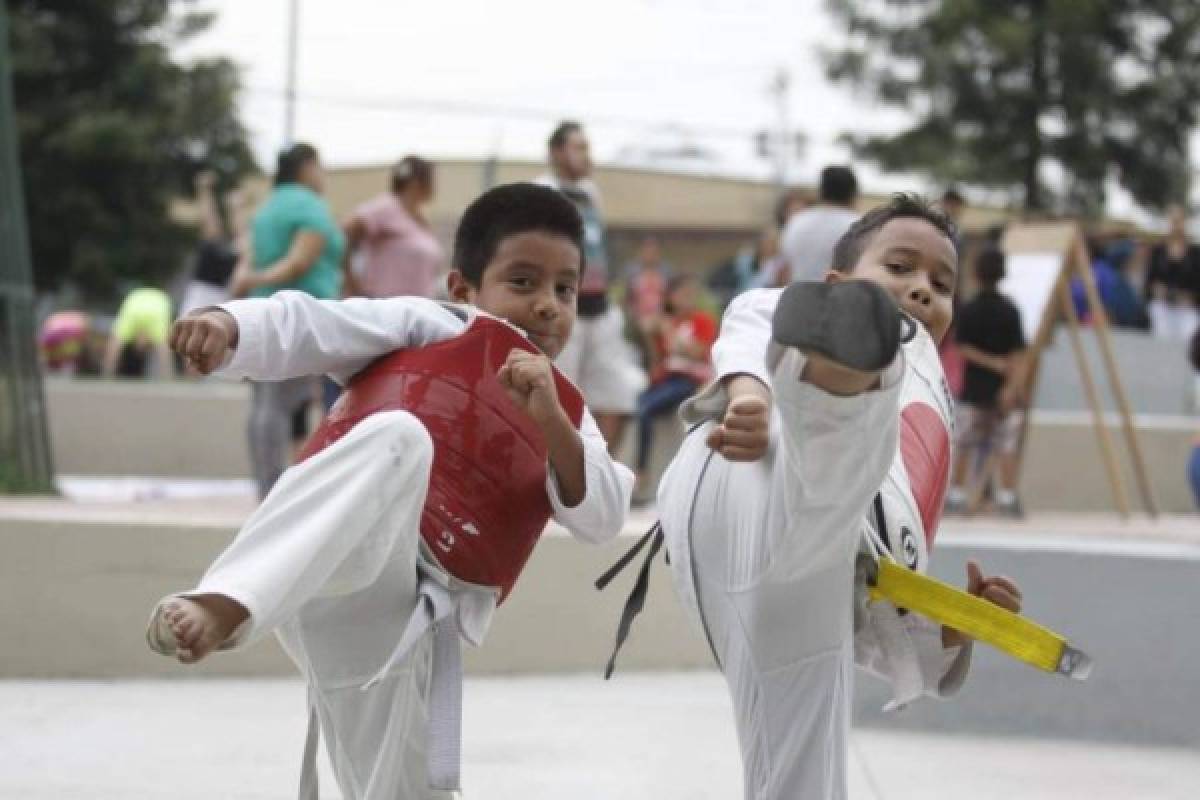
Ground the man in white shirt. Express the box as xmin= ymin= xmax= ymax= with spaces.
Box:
xmin=777 ymin=165 xmax=860 ymax=285
xmin=537 ymin=121 xmax=646 ymax=455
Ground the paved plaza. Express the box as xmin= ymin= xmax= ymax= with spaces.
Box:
xmin=2 ymin=673 xmax=1198 ymax=799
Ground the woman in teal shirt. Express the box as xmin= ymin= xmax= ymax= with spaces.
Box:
xmin=233 ymin=143 xmax=344 ymax=300
xmin=232 ymin=143 xmax=345 ymax=498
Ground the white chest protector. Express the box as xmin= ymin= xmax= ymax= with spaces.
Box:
xmin=864 ymin=323 xmax=955 ymax=573
xmin=855 ymin=324 xmax=960 ymax=709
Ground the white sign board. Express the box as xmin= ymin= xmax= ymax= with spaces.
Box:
xmin=999 ymin=251 xmax=1063 ymax=344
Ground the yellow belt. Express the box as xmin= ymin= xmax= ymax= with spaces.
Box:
xmin=867 ymin=558 xmax=1092 ymax=680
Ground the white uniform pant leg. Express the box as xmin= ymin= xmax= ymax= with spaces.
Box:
xmin=310 ymin=637 xmax=436 ymax=800
xmin=200 ymin=409 xmax=442 ymax=798
xmin=193 ymin=409 xmax=435 ymax=643
xmin=661 ymin=352 xmax=901 ymax=800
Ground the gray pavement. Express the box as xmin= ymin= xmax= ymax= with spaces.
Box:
xmin=2 ymin=674 xmax=1198 ymax=800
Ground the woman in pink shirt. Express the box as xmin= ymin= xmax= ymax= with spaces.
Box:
xmin=342 ymin=156 xmax=443 ymax=299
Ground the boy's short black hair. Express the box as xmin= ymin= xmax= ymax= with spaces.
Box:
xmin=819 ymin=166 xmax=859 ymax=206
xmin=831 ymin=193 xmax=960 ymax=273
xmin=452 ymin=183 xmax=584 ymax=287
xmin=548 ymin=121 xmax=584 ymax=151
xmin=974 ymin=247 xmax=1007 ymax=285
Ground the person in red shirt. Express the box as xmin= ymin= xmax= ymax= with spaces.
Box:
xmin=635 ymin=275 xmax=718 ymax=490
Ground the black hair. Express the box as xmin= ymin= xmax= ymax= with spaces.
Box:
xmin=548 ymin=120 xmax=584 ymax=151
xmin=974 ymin=247 xmax=1007 ymax=286
xmin=663 ymin=274 xmax=698 ymax=315
xmin=274 ymin=142 xmax=318 ymax=187
xmin=391 ymin=155 xmax=434 ymax=193
xmin=942 ymin=187 xmax=965 ymax=206
xmin=830 ymin=193 xmax=960 ymax=273
xmin=452 ymin=183 xmax=584 ymax=287
xmin=819 ymin=165 xmax=858 ymax=206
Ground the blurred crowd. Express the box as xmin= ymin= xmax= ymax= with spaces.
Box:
xmin=32 ymin=120 xmax=1200 ymax=510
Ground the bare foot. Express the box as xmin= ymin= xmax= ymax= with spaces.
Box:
xmin=158 ymin=594 xmax=249 ymax=664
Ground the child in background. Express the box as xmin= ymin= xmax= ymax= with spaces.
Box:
xmin=633 ymin=275 xmax=717 ymax=497
xmin=945 ymin=247 xmax=1027 ymax=515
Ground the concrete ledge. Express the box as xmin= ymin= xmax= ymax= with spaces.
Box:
xmin=46 ymin=378 xmax=253 ymax=478
xmin=1019 ymin=412 xmax=1196 ymax=514
xmin=45 ymin=379 xmax=1198 ymax=512
xmin=2 ymin=507 xmax=1199 ymax=746
xmin=0 ymin=515 xmax=709 ymax=680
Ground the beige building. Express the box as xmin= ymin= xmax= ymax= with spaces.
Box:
xmin=204 ymin=158 xmax=1015 ymax=288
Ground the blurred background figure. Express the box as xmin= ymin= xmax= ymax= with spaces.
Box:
xmin=936 ymin=187 xmax=968 ymax=398
xmin=1145 ymin=205 xmax=1200 ymax=342
xmin=774 ymin=186 xmax=812 ymax=230
xmin=103 ymin=287 xmax=174 ymax=380
xmin=940 ymin=187 xmax=966 ymax=250
xmin=634 ymin=275 xmax=716 ymax=499
xmin=1191 ymin=330 xmax=1200 ymax=509
xmin=778 ymin=164 xmax=859 ymax=285
xmin=231 ymin=142 xmax=345 ymax=499
xmin=38 ymin=310 xmax=90 ymax=376
xmin=1071 ymin=236 xmax=1149 ymax=330
xmin=623 ymin=235 xmax=672 ymax=369
xmin=1190 ymin=331 xmax=1200 ymax=510
xmin=746 ymin=187 xmax=810 ymax=291
xmin=624 ymin=235 xmax=671 ymax=329
xmin=341 ymin=155 xmax=442 ymax=300
xmin=178 ymin=170 xmax=250 ymax=318
xmin=946 ymin=247 xmax=1027 ymax=516
xmin=743 ymin=227 xmax=785 ymax=292
xmin=539 ymin=120 xmax=646 ymax=455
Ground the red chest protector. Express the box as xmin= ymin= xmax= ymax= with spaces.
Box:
xmin=298 ymin=313 xmax=586 ymax=603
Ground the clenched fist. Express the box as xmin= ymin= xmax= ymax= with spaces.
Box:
xmin=497 ymin=349 xmax=564 ymax=428
xmin=170 ymin=310 xmax=239 ymax=375
xmin=706 ymin=395 xmax=770 ymax=462
xmin=706 ymin=374 xmax=772 ymax=462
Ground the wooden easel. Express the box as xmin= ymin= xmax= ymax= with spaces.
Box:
xmin=966 ymin=222 xmax=1157 ymax=518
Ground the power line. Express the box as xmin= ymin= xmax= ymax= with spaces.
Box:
xmin=243 ymin=85 xmax=768 ymax=144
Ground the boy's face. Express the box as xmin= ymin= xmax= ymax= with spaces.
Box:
xmin=830 ymin=217 xmax=957 ymax=344
xmin=448 ymin=231 xmax=581 ymax=359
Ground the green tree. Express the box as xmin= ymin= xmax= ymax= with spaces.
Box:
xmin=824 ymin=0 xmax=1200 ymax=215
xmin=7 ymin=0 xmax=256 ymax=298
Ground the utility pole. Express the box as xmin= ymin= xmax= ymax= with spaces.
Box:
xmin=768 ymin=68 xmax=791 ymax=193
xmin=0 ymin=3 xmax=54 ymax=492
xmin=284 ymin=0 xmax=300 ymax=145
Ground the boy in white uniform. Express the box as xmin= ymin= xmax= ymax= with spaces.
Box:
xmin=657 ymin=195 xmax=1022 ymax=800
xmin=147 ymin=183 xmax=634 ymax=799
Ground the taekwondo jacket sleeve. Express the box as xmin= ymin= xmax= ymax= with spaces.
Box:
xmin=710 ymin=288 xmax=778 ymax=389
xmin=216 ymin=291 xmax=632 ymax=545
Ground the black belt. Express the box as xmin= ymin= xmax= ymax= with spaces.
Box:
xmin=594 ymin=521 xmax=666 ymax=679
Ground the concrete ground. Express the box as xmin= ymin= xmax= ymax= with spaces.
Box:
xmin=2 ymin=673 xmax=1197 ymax=800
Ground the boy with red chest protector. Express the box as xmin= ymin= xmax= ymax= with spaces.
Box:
xmin=146 ymin=183 xmax=633 ymax=800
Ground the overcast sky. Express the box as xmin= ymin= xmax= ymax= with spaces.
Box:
xmin=175 ymin=0 xmax=1168 ymax=224
xmin=176 ymin=1 xmax=913 ymax=179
